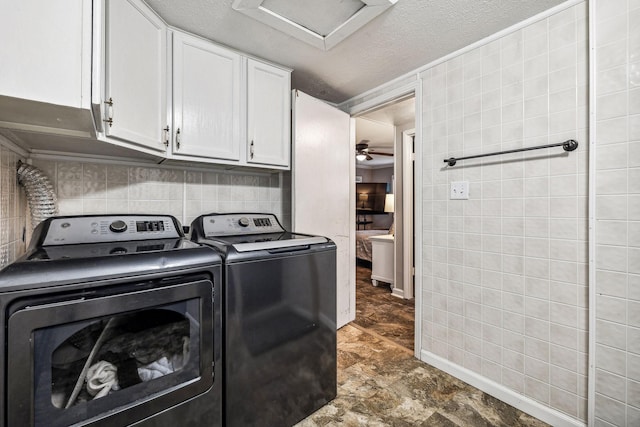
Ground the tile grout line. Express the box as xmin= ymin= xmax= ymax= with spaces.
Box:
xmin=348 ymin=322 xmax=415 ymax=356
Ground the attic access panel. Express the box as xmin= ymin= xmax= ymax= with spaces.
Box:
xmin=232 ymin=0 xmax=398 ymax=51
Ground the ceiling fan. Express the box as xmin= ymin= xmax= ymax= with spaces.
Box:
xmin=355 ymin=140 xmax=393 ymax=161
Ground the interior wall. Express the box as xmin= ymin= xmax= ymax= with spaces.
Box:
xmin=356 ymin=167 xmax=373 ymax=182
xmin=421 ymin=2 xmax=588 ymax=424
xmin=0 ymin=137 xmax=27 ymax=269
xmin=593 ymin=0 xmax=640 ymax=425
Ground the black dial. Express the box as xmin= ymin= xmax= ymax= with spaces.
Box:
xmin=238 ymin=217 xmax=250 ymax=227
xmin=109 ymin=220 xmax=128 ymax=233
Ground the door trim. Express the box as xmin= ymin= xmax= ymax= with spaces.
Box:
xmin=402 ymin=129 xmax=414 ymax=300
xmin=344 ymin=81 xmax=422 ymax=358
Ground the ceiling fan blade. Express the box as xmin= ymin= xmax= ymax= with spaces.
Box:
xmin=368 ymin=148 xmax=394 ymax=156
xmin=366 ymin=153 xmax=373 ymax=161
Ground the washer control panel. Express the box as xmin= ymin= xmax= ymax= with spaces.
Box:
xmin=42 ymin=215 xmax=180 ymax=246
xmin=202 ymin=214 xmax=284 ymax=236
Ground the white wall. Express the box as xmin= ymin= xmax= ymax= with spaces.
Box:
xmin=592 ymin=0 xmax=640 ymax=425
xmin=342 ymin=0 xmax=640 ymax=424
xmin=420 ymin=2 xmax=589 ymax=423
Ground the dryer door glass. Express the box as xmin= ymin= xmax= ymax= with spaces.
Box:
xmin=7 ymin=279 xmax=214 ymax=427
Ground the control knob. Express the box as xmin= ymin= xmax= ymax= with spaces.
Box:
xmin=109 ymin=220 xmax=128 ymax=233
xmin=238 ymin=217 xmax=250 ymax=227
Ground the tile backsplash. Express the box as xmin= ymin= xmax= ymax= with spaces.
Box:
xmin=29 ymin=157 xmax=290 ymax=237
xmin=0 ymin=140 xmax=27 ymax=268
xmin=0 ymin=141 xmax=289 ymax=267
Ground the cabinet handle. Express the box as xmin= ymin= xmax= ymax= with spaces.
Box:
xmin=176 ymin=128 xmax=181 ymax=150
xmin=104 ymin=97 xmax=114 ymax=127
xmin=250 ymin=140 xmax=254 ymax=159
xmin=163 ymin=126 xmax=170 ymax=147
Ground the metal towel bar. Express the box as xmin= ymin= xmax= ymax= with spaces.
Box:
xmin=444 ymin=139 xmax=578 ymax=167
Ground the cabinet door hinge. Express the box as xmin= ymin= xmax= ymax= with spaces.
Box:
xmin=163 ymin=126 xmax=170 ymax=147
xmin=104 ymin=97 xmax=114 ymax=127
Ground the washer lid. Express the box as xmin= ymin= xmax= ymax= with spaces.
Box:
xmin=212 ymin=232 xmax=328 ymax=252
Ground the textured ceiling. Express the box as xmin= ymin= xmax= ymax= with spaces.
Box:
xmin=145 ymin=0 xmax=567 ymax=103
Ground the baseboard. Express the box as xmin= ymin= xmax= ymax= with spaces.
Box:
xmin=391 ymin=286 xmax=404 ymax=298
xmin=420 ymin=350 xmax=586 ymax=427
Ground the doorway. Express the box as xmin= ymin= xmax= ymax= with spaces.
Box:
xmin=351 ymin=95 xmax=416 ymax=352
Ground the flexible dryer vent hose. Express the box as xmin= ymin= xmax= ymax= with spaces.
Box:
xmin=16 ymin=161 xmax=58 ymax=229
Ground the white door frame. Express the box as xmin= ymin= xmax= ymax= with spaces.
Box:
xmin=402 ymin=128 xmax=415 ymax=300
xmin=346 ymin=81 xmax=423 ymax=358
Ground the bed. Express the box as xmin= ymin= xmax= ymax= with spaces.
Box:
xmin=355 ymin=229 xmax=389 ymax=262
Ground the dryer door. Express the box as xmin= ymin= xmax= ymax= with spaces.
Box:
xmin=6 ymin=278 xmax=213 ymax=427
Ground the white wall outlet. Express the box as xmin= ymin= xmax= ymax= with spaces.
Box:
xmin=450 ymin=181 xmax=469 ymax=200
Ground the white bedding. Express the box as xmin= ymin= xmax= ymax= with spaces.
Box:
xmin=355 ymin=230 xmax=388 ymax=262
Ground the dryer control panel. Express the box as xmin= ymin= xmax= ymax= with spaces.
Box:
xmin=202 ymin=213 xmax=284 ymax=237
xmin=41 ymin=215 xmax=181 ymax=246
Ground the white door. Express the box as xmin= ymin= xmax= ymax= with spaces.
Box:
xmin=105 ymin=0 xmax=167 ymax=152
xmin=292 ymin=90 xmax=354 ymax=328
xmin=247 ymin=58 xmax=291 ymax=167
xmin=172 ymin=32 xmax=241 ymax=160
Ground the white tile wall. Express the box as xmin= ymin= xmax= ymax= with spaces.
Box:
xmin=0 ymin=140 xmax=27 ymax=269
xmin=421 ymin=2 xmax=588 ymax=422
xmin=30 ymin=158 xmax=290 ymax=234
xmin=594 ymin=0 xmax=640 ymax=425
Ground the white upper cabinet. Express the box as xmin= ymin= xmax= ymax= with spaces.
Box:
xmin=103 ymin=0 xmax=168 ymax=153
xmin=171 ymin=32 xmax=241 ymax=161
xmin=0 ymin=0 xmax=90 ymax=108
xmin=0 ymin=0 xmax=291 ymax=169
xmin=247 ymin=59 xmax=291 ymax=168
xmin=0 ymin=0 xmax=94 ymax=138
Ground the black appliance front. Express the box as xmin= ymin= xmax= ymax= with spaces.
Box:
xmin=4 ymin=274 xmax=219 ymax=427
xmin=224 ymin=248 xmax=337 ymax=427
xmin=191 ymin=212 xmax=337 ymax=427
xmin=0 ymin=214 xmax=223 ymax=427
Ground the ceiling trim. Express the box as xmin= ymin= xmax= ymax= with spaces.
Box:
xmin=232 ymin=0 xmax=398 ymax=51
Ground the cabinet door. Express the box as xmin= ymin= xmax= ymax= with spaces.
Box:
xmin=104 ymin=0 xmax=167 ymax=152
xmin=173 ymin=32 xmax=241 ymax=161
xmin=0 ymin=0 xmax=89 ymax=108
xmin=247 ymin=59 xmax=291 ymax=168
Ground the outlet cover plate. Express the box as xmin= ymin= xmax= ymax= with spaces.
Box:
xmin=450 ymin=181 xmax=469 ymax=200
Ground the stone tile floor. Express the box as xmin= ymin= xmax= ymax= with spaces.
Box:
xmin=352 ymin=264 xmax=414 ymax=351
xmin=296 ymin=266 xmax=548 ymax=427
